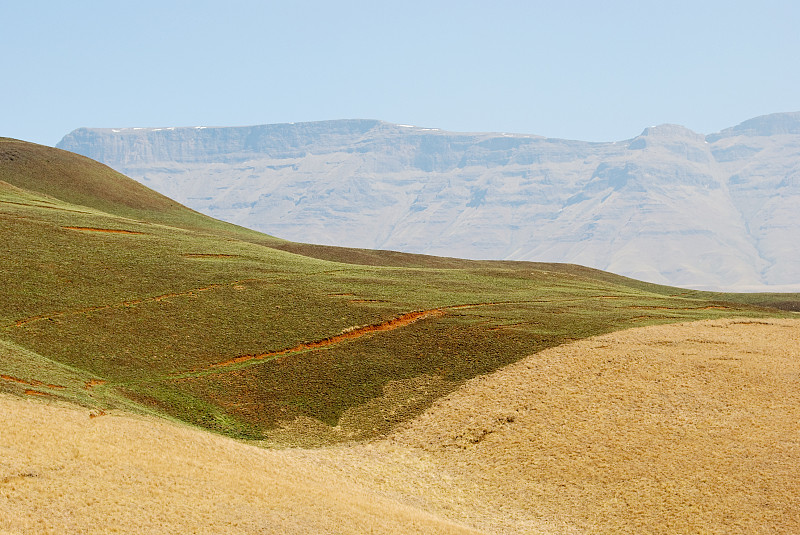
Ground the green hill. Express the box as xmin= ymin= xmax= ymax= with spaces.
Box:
xmin=1 ymin=138 xmax=796 ymax=445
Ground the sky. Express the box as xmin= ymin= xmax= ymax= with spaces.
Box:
xmin=4 ymin=0 xmax=800 ymax=147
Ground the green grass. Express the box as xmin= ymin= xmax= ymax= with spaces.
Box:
xmin=1 ymin=138 xmax=798 ymax=445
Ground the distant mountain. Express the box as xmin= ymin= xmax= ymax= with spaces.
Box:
xmin=57 ymin=113 xmax=800 ymax=290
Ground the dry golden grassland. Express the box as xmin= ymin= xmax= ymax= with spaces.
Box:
xmin=388 ymin=317 xmax=800 ymax=533
xmin=0 ymin=396 xmax=479 ymax=534
xmin=1 ymin=318 xmax=798 ymax=534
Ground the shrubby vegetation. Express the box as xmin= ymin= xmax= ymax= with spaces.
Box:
xmin=1 ymin=138 xmax=796 ymax=445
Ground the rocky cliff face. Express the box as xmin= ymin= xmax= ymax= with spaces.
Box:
xmin=57 ymin=113 xmax=800 ymax=290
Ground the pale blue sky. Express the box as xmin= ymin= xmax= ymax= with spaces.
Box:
xmin=4 ymin=0 xmax=800 ymax=146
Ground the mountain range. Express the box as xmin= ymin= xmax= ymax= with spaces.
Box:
xmin=57 ymin=112 xmax=800 ymax=290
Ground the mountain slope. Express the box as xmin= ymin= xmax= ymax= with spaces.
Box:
xmin=57 ymin=113 xmax=800 ymax=290
xmin=1 ymin=138 xmax=795 ymax=445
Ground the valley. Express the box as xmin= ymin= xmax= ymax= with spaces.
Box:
xmin=1 ymin=137 xmax=798 ymax=533
xmin=2 ymin=318 xmax=798 ymax=534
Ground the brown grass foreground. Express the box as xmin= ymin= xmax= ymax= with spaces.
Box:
xmin=1 ymin=318 xmax=799 ymax=534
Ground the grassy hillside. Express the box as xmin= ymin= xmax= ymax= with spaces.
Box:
xmin=1 ymin=138 xmax=797 ymax=445
xmin=3 ymin=319 xmax=798 ymax=534
xmin=389 ymin=318 xmax=800 ymax=533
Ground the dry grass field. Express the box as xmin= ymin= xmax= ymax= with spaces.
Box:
xmin=2 ymin=317 xmax=798 ymax=534
xmin=388 ymin=317 xmax=800 ymax=533
xmin=0 ymin=395 xmax=479 ymax=534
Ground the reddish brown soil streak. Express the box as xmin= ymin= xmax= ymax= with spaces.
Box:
xmin=84 ymin=379 xmax=106 ymax=390
xmin=211 ymin=309 xmax=446 ymax=369
xmin=14 ymin=285 xmax=223 ymax=327
xmin=62 ymin=226 xmax=144 ymax=235
xmin=24 ymin=390 xmax=53 ymax=397
xmin=0 ymin=201 xmax=90 ymax=214
xmin=0 ymin=374 xmax=64 ymax=390
xmin=182 ymin=253 xmax=239 ymax=259
xmin=182 ymin=301 xmax=531 ymax=377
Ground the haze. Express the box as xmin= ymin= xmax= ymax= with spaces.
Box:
xmin=4 ymin=0 xmax=800 ymax=147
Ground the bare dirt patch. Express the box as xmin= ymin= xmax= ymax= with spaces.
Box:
xmin=83 ymin=379 xmax=105 ymax=390
xmin=23 ymin=390 xmax=52 ymax=397
xmin=0 ymin=374 xmax=63 ymax=390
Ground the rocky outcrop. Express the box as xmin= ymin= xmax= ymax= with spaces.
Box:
xmin=57 ymin=113 xmax=800 ymax=290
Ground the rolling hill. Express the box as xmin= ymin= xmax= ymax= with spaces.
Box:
xmin=0 ymin=136 xmax=797 ymax=447
xmin=2 ymin=318 xmax=798 ymax=533
xmin=2 ymin=137 xmax=800 ymax=533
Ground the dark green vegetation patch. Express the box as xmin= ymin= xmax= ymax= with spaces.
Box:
xmin=1 ymin=138 xmax=797 ymax=445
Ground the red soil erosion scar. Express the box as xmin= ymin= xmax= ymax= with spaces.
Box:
xmin=209 ymin=309 xmax=447 ymax=370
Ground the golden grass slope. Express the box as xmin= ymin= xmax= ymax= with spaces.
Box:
xmin=0 ymin=396 xmax=479 ymax=534
xmin=1 ymin=318 xmax=799 ymax=534
xmin=389 ymin=317 xmax=800 ymax=533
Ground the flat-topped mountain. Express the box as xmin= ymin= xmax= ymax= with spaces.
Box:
xmin=57 ymin=113 xmax=800 ymax=290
